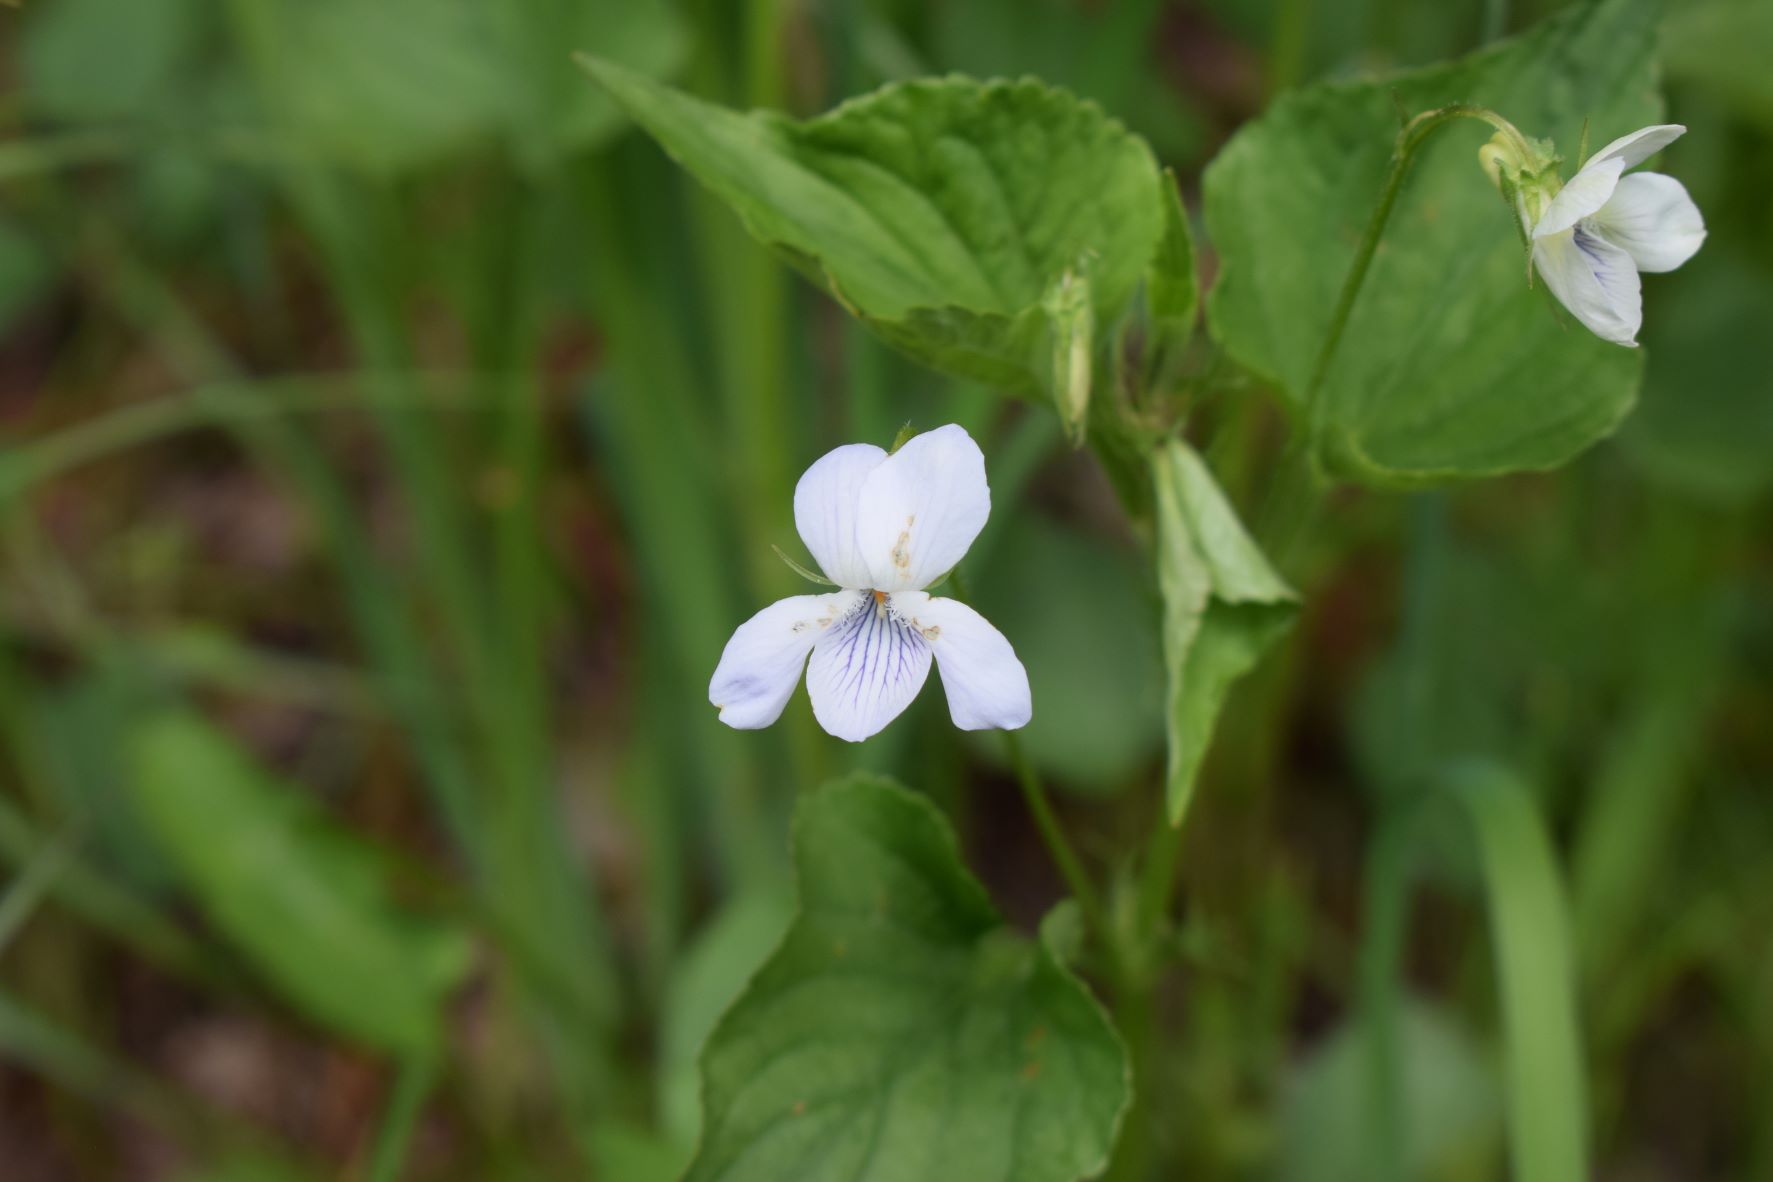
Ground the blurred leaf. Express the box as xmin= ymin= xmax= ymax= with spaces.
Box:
xmin=495 ymin=0 xmax=690 ymax=170
xmin=1152 ymin=439 xmax=1296 ymax=823
xmin=1203 ymin=0 xmax=1659 ymax=485
xmin=929 ymin=0 xmax=1204 ymax=162
xmin=22 ymin=0 xmax=207 ymax=123
xmin=177 ymin=1156 xmax=318 ymax=1182
xmin=1278 ymin=998 xmax=1499 ymax=1182
xmin=235 ymin=0 xmax=509 ymax=172
xmin=659 ymin=891 xmax=793 ymax=1147
xmin=1619 ymin=255 xmax=1773 ymax=504
xmin=128 ymin=711 xmax=472 ymax=1056
xmin=1445 ymin=763 xmax=1588 ymax=1182
xmin=1662 ymin=0 xmax=1773 ymax=129
xmin=974 ymin=517 xmax=1165 ymax=795
xmin=234 ymin=0 xmax=686 ymax=173
xmin=590 ymin=1123 xmax=692 ymax=1182
xmin=34 ymin=673 xmax=177 ymax=892
xmin=687 ymin=775 xmax=1128 ymax=1182
xmin=580 ymin=60 xmax=1170 ymax=404
xmin=0 ymin=217 xmax=56 ymax=335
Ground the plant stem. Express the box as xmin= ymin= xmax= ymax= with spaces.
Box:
xmin=1301 ymin=103 xmax=1535 ymax=469
xmin=1001 ymin=730 xmax=1108 ymax=940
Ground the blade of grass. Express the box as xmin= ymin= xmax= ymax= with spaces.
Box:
xmin=1444 ymin=762 xmax=1588 ymax=1182
xmin=367 ymin=1055 xmax=438 ymax=1182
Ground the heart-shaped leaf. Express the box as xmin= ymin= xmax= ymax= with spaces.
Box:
xmin=581 ymin=58 xmax=1176 ymax=413
xmin=1203 ymin=0 xmax=1661 ymax=485
xmin=687 ymin=775 xmax=1128 ymax=1182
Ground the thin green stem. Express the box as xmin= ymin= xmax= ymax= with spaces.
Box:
xmin=1001 ymin=730 xmax=1108 ymax=939
xmin=1301 ymin=104 xmax=1535 ymax=468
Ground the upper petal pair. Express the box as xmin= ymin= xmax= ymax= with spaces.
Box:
xmin=793 ymin=424 xmax=990 ymax=591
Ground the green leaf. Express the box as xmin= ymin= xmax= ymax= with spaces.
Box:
xmin=22 ymin=0 xmax=207 ymax=123
xmin=235 ymin=0 xmax=687 ymax=173
xmin=580 ymin=58 xmax=1169 ymax=403
xmin=1141 ymin=170 xmax=1199 ymax=387
xmin=1662 ymin=0 xmax=1773 ymax=129
xmin=1619 ymin=255 xmax=1773 ymax=504
xmin=1203 ymin=0 xmax=1661 ymax=485
xmin=1151 ymin=440 xmax=1297 ymax=823
xmin=1278 ymin=999 xmax=1499 ymax=1182
xmin=128 ymin=712 xmax=472 ymax=1055
xmin=659 ymin=892 xmax=794 ymax=1147
xmin=973 ymin=516 xmax=1165 ymax=795
xmin=687 ymin=775 xmax=1128 ymax=1182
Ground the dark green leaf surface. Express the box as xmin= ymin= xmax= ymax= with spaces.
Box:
xmin=581 ymin=58 xmax=1169 ymax=401
xmin=1204 ymin=0 xmax=1660 ymax=485
xmin=1152 ymin=440 xmax=1297 ymax=823
xmin=687 ymin=775 xmax=1128 ymax=1182
xmin=129 ymin=712 xmax=472 ymax=1056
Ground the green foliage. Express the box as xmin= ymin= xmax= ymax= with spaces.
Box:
xmin=1445 ymin=764 xmax=1588 ymax=1182
xmin=21 ymin=0 xmax=207 ymax=123
xmin=1204 ymin=0 xmax=1660 ymax=485
xmin=231 ymin=0 xmax=687 ymax=173
xmin=127 ymin=711 xmax=472 ymax=1056
xmin=580 ymin=58 xmax=1172 ymax=409
xmin=1662 ymin=0 xmax=1773 ymax=128
xmin=973 ymin=516 xmax=1165 ymax=794
xmin=1152 ymin=440 xmax=1296 ymax=823
xmin=1278 ymin=1000 xmax=1498 ymax=1182
xmin=1622 ymin=255 xmax=1773 ymax=503
xmin=687 ymin=775 xmax=1128 ymax=1182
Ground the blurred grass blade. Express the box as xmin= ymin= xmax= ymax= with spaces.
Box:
xmin=128 ymin=711 xmax=474 ymax=1057
xmin=367 ymin=1056 xmax=437 ymax=1182
xmin=1445 ymin=763 xmax=1588 ymax=1182
xmin=0 ymin=830 xmax=75 ymax=957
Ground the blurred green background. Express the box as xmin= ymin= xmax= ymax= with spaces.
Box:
xmin=0 ymin=0 xmax=1769 ymax=1178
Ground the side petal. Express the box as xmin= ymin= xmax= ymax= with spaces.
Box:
xmin=793 ymin=442 xmax=886 ymax=588
xmin=1587 ymin=123 xmax=1685 ymax=171
xmin=805 ymin=595 xmax=933 ymax=741
xmin=1591 ymin=172 xmax=1706 ymax=274
xmin=893 ymin=592 xmax=1031 ymax=732
xmin=1532 ymin=227 xmax=1643 ymax=347
xmin=710 ymin=591 xmax=865 ymax=729
xmin=855 ymin=424 xmax=991 ymax=592
xmin=1533 ymin=156 xmax=1625 ymax=238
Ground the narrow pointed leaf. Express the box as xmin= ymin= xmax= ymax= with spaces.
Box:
xmin=1153 ymin=441 xmax=1296 ymax=823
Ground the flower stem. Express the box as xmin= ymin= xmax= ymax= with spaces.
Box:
xmin=1301 ymin=103 xmax=1533 ymax=469
xmin=1002 ymin=729 xmax=1109 ymax=939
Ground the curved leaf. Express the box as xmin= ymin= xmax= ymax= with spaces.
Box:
xmin=581 ymin=59 xmax=1171 ymax=403
xmin=687 ymin=775 xmax=1128 ymax=1182
xmin=129 ymin=712 xmax=471 ymax=1055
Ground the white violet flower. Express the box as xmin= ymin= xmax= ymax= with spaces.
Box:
xmin=709 ymin=424 xmax=1032 ymax=742
xmin=1523 ymin=124 xmax=1706 ymax=347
